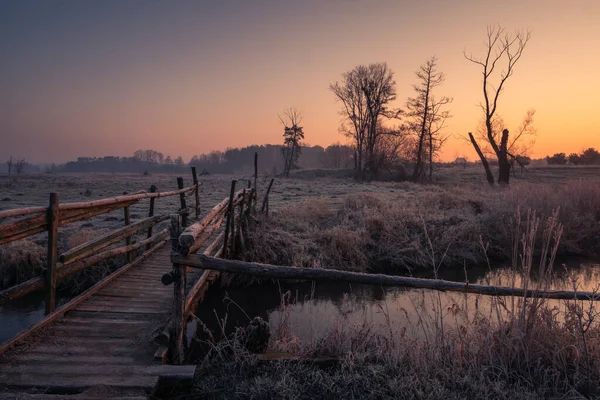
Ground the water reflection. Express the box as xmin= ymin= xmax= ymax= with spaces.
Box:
xmin=189 ymin=260 xmax=600 ymax=361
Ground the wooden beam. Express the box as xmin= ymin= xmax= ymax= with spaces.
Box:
xmin=45 ymin=193 xmax=59 ymax=315
xmin=172 ymin=255 xmax=600 ymax=302
xmin=59 ymin=215 xmax=168 ymax=264
xmin=178 ymin=190 xmax=244 ymax=255
xmin=0 ymin=239 xmax=167 ymax=357
xmin=0 ymin=184 xmax=199 ymax=220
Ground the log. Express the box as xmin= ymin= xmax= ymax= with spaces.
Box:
xmin=187 ymin=214 xmax=225 ymax=254
xmin=0 ymin=184 xmax=199 ymax=220
xmin=45 ymin=193 xmax=59 ymax=315
xmin=173 ymin=255 xmax=600 ymax=302
xmin=0 ymin=201 xmax=133 ymax=245
xmin=0 ymin=239 xmax=167 ymax=357
xmin=178 ymin=190 xmax=244 ymax=255
xmin=58 ymin=200 xmax=137 ymax=226
xmin=0 ymin=213 xmax=46 ymax=243
xmin=59 ymin=214 xmax=168 ymax=263
xmin=261 ymin=178 xmax=275 ymax=213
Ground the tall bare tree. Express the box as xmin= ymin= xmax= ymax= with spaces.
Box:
xmin=14 ymin=158 xmax=26 ymax=174
xmin=465 ymin=25 xmax=531 ymax=185
xmin=6 ymin=156 xmax=13 ymax=175
xmin=406 ymin=57 xmax=452 ymax=181
xmin=279 ymin=107 xmax=305 ymax=177
xmin=330 ymin=63 xmax=400 ymax=180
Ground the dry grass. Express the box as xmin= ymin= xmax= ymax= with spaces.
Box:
xmin=195 ymin=207 xmax=600 ymax=399
xmin=246 ymin=179 xmax=600 ymax=275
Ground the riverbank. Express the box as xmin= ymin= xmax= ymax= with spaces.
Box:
xmin=245 ymin=179 xmax=600 ymax=275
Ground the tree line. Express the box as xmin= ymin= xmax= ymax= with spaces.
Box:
xmin=0 ymin=144 xmax=355 ymax=175
xmin=546 ymin=148 xmax=600 ymax=165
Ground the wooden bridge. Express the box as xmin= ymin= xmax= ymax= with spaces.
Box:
xmin=0 ymin=159 xmax=268 ymax=399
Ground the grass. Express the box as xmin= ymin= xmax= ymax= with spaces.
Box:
xmin=193 ymin=206 xmax=600 ymax=399
xmin=246 ymin=179 xmax=600 ymax=275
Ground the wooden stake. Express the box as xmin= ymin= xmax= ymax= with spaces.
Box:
xmin=169 ymin=214 xmax=184 ymax=364
xmin=147 ymin=185 xmax=157 ymax=250
xmin=223 ymin=180 xmax=236 ymax=258
xmin=123 ymin=198 xmax=132 ymax=263
xmin=45 ymin=193 xmax=59 ymax=315
xmin=191 ymin=167 xmax=200 ymax=220
xmin=177 ymin=177 xmax=188 ymax=227
xmin=253 ymin=152 xmax=258 ymax=211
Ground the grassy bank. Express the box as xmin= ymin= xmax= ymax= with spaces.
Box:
xmin=246 ymin=180 xmax=600 ymax=274
xmin=194 ymin=210 xmax=600 ymax=399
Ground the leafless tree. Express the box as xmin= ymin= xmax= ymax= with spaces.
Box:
xmin=330 ymin=63 xmax=401 ymax=180
xmin=464 ymin=24 xmax=531 ymax=185
xmin=406 ymin=57 xmax=452 ymax=181
xmin=6 ymin=156 xmax=13 ymax=175
xmin=279 ymin=107 xmax=304 ymax=177
xmin=14 ymin=158 xmax=26 ymax=174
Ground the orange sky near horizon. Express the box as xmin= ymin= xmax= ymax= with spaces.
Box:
xmin=1 ymin=0 xmax=598 ymax=164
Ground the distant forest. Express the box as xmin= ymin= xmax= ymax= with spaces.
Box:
xmin=2 ymin=144 xmax=599 ymax=175
xmin=1 ymin=144 xmax=355 ymax=175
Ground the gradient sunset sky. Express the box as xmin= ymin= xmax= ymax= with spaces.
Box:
xmin=1 ymin=0 xmax=598 ymax=164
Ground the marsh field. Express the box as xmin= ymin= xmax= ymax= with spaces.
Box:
xmin=2 ymin=165 xmax=600 ymax=399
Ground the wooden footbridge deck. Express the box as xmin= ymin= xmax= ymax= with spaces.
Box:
xmin=0 ymin=163 xmax=263 ymax=399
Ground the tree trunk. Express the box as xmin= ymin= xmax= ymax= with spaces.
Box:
xmin=428 ymin=133 xmax=433 ymax=181
xmin=497 ymin=129 xmax=510 ymax=185
xmin=468 ymin=132 xmax=495 ymax=186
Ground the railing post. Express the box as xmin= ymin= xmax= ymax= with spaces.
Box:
xmin=223 ymin=180 xmax=236 ymax=259
xmin=238 ymin=189 xmax=246 ymax=256
xmin=123 ymin=193 xmax=132 ymax=263
xmin=146 ymin=185 xmax=157 ymax=250
xmin=253 ymin=152 xmax=258 ymax=213
xmin=191 ymin=167 xmax=200 ymax=221
xmin=177 ymin=177 xmax=188 ymax=227
xmin=170 ymin=214 xmax=185 ymax=364
xmin=45 ymin=193 xmax=59 ymax=315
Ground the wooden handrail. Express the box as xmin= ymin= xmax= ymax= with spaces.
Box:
xmin=172 ymin=255 xmax=600 ymax=302
xmin=0 ymin=228 xmax=169 ymax=306
xmin=0 ymin=183 xmax=199 ymax=220
xmin=59 ymin=214 xmax=169 ymax=263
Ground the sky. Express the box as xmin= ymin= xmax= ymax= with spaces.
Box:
xmin=0 ymin=0 xmax=598 ymax=164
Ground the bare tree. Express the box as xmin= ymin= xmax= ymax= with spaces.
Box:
xmin=406 ymin=57 xmax=452 ymax=181
xmin=6 ymin=156 xmax=13 ymax=175
xmin=279 ymin=107 xmax=305 ymax=177
xmin=330 ymin=63 xmax=400 ymax=180
xmin=464 ymin=25 xmax=531 ymax=185
xmin=14 ymin=158 xmax=26 ymax=174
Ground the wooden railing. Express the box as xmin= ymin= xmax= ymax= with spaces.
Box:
xmin=160 ymin=177 xmax=260 ymax=363
xmin=0 ymin=167 xmax=201 ymax=317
